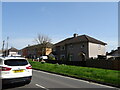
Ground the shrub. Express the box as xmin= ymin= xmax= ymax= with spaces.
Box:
xmin=49 ymin=56 xmax=56 ymax=60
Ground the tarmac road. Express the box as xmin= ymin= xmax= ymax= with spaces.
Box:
xmin=2 ymin=69 xmax=118 ymax=90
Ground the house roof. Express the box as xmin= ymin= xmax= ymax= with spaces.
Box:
xmin=107 ymin=50 xmax=117 ymax=55
xmin=8 ymin=47 xmax=18 ymax=52
xmin=54 ymin=34 xmax=107 ymax=46
xmin=21 ymin=43 xmax=53 ymax=50
xmin=107 ymin=47 xmax=120 ymax=55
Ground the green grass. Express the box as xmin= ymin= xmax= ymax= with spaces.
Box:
xmin=29 ymin=60 xmax=120 ymax=86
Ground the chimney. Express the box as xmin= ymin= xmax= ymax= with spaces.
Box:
xmin=73 ymin=33 xmax=78 ymax=37
xmin=118 ymin=47 xmax=120 ymax=50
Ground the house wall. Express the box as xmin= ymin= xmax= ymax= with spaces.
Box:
xmin=55 ymin=42 xmax=106 ymax=61
xmin=22 ymin=47 xmax=52 ymax=58
xmin=89 ymin=42 xmax=106 ymax=58
xmin=118 ymin=47 xmax=120 ymax=56
xmin=45 ymin=48 xmax=52 ymax=55
xmin=55 ymin=42 xmax=89 ymax=61
xmin=55 ymin=46 xmax=61 ymax=60
xmin=66 ymin=42 xmax=89 ymax=61
xmin=9 ymin=52 xmax=18 ymax=56
xmin=110 ymin=51 xmax=118 ymax=57
xmin=22 ymin=49 xmax=28 ymax=57
xmin=59 ymin=45 xmax=66 ymax=60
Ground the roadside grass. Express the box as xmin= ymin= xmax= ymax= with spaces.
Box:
xmin=29 ymin=60 xmax=120 ymax=86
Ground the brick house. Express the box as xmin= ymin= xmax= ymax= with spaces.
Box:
xmin=20 ymin=44 xmax=52 ymax=59
xmin=53 ymin=34 xmax=107 ymax=61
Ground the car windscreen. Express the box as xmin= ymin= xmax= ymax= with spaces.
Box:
xmin=4 ymin=59 xmax=28 ymax=66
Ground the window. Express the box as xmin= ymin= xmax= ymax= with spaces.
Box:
xmin=69 ymin=44 xmax=73 ymax=49
xmin=81 ymin=44 xmax=85 ymax=48
xmin=53 ymin=48 xmax=56 ymax=52
xmin=68 ymin=53 xmax=74 ymax=61
xmin=60 ymin=55 xmax=65 ymax=60
xmin=98 ymin=45 xmax=101 ymax=50
xmin=4 ymin=59 xmax=28 ymax=66
xmin=69 ymin=54 xmax=73 ymax=61
xmin=61 ymin=46 xmax=65 ymax=51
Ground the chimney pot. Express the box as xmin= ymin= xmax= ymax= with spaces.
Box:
xmin=73 ymin=33 xmax=78 ymax=37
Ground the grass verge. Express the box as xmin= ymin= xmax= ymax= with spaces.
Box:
xmin=29 ymin=60 xmax=120 ymax=87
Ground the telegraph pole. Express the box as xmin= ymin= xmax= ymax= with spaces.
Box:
xmin=2 ymin=40 xmax=5 ymax=56
xmin=6 ymin=37 xmax=9 ymax=56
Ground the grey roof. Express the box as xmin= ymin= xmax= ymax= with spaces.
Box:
xmin=21 ymin=43 xmax=53 ymax=50
xmin=54 ymin=35 xmax=107 ymax=46
xmin=107 ymin=47 xmax=120 ymax=55
xmin=8 ymin=47 xmax=18 ymax=52
xmin=107 ymin=50 xmax=118 ymax=55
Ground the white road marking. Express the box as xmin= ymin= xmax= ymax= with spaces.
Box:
xmin=35 ymin=84 xmax=49 ymax=90
xmin=33 ymin=69 xmax=117 ymax=89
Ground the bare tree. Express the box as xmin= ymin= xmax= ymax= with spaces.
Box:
xmin=35 ymin=34 xmax=52 ymax=56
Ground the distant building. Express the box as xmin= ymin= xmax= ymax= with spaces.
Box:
xmin=20 ymin=44 xmax=52 ymax=58
xmin=53 ymin=34 xmax=107 ymax=61
xmin=8 ymin=47 xmax=19 ymax=56
xmin=0 ymin=50 xmax=2 ymax=56
xmin=3 ymin=47 xmax=19 ymax=56
xmin=107 ymin=47 xmax=120 ymax=58
xmin=0 ymin=50 xmax=2 ymax=53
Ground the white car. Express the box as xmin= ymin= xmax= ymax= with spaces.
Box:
xmin=40 ymin=56 xmax=48 ymax=60
xmin=0 ymin=56 xmax=32 ymax=85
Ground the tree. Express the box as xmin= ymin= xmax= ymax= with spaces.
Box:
xmin=35 ymin=34 xmax=52 ymax=56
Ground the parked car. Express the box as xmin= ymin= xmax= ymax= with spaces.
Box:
xmin=40 ymin=56 xmax=48 ymax=60
xmin=0 ymin=56 xmax=32 ymax=85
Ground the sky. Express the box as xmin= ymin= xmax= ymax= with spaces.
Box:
xmin=1 ymin=2 xmax=118 ymax=52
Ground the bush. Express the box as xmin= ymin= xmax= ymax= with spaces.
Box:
xmin=48 ymin=56 xmax=56 ymax=60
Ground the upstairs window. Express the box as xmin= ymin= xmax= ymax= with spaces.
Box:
xmin=53 ymin=48 xmax=56 ymax=52
xmin=98 ymin=45 xmax=101 ymax=50
xmin=61 ymin=46 xmax=65 ymax=51
xmin=69 ymin=44 xmax=73 ymax=49
xmin=81 ymin=44 xmax=85 ymax=48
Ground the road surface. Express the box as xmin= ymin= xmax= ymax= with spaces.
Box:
xmin=3 ymin=69 xmax=118 ymax=89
